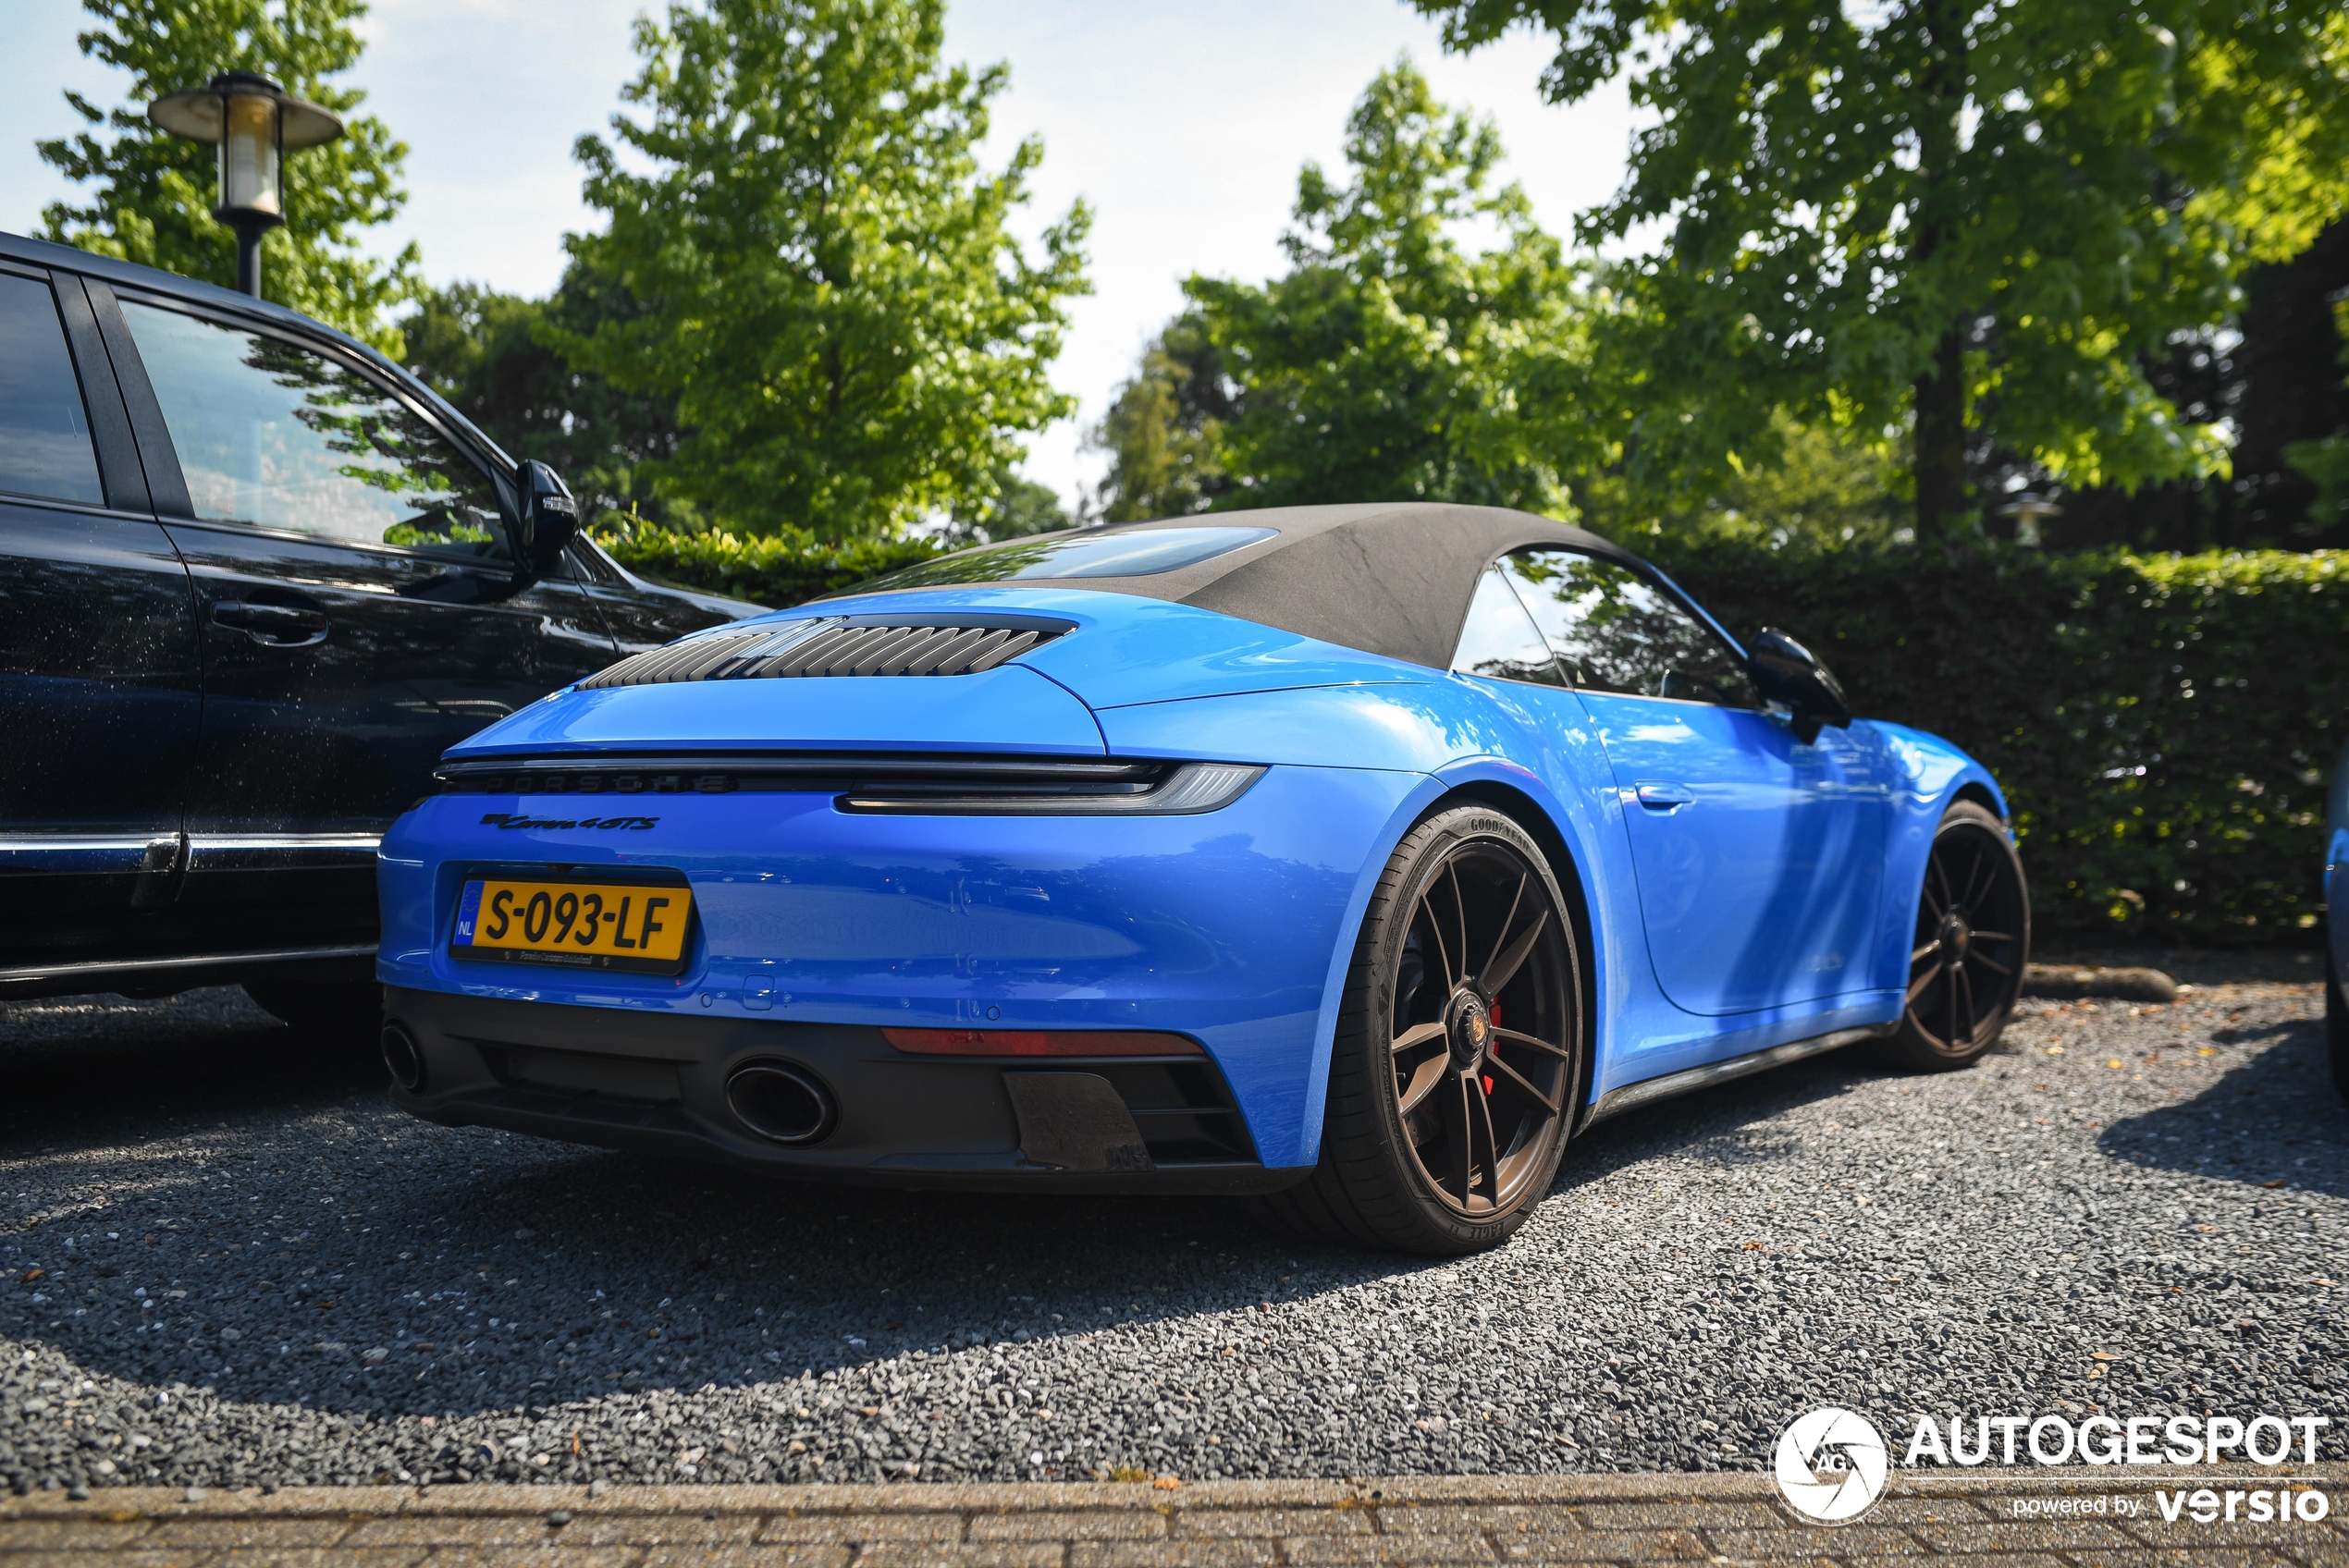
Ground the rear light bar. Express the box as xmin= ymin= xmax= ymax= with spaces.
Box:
xmin=840 ymin=761 xmax=1264 ymax=816
xmin=432 ymin=754 xmax=1267 ymax=816
xmin=882 ymin=1028 xmax=1203 ymax=1058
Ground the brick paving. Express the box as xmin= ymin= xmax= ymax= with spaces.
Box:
xmin=2 ymin=1468 xmax=2342 ymax=1565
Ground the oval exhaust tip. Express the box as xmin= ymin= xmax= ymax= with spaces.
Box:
xmin=726 ymin=1061 xmax=836 ymax=1145
xmin=381 ymin=1022 xmax=426 ymax=1092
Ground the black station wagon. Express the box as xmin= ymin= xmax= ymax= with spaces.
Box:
xmin=0 ymin=231 xmax=754 ymax=1025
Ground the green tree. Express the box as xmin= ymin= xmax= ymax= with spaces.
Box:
xmin=942 ymin=464 xmax=1071 ymax=545
xmin=557 ymin=0 xmax=1090 ymax=540
xmin=401 ymin=269 xmax=685 ymax=527
xmin=1088 ymin=312 xmax=1236 ymax=522
xmin=1180 ymin=62 xmax=1604 ymax=517
xmin=2282 ymin=295 xmax=2349 ymax=533
xmin=38 ymin=0 xmax=419 ymax=352
xmin=1579 ymin=414 xmax=1909 ymax=554
xmin=1419 ymin=0 xmax=2349 ymax=537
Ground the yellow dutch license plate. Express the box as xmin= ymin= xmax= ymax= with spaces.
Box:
xmin=451 ymin=876 xmax=692 ymax=974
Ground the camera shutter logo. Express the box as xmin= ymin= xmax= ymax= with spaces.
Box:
xmin=1775 ymin=1407 xmax=1890 ymax=1524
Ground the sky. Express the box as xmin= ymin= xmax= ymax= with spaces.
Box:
xmin=0 ymin=0 xmax=1637 ymax=511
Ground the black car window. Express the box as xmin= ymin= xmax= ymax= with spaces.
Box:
xmin=1501 ymin=548 xmax=1759 ymax=708
xmin=1451 ymin=565 xmax=1565 ymax=687
xmin=0 ymin=273 xmax=104 ymax=507
xmin=118 ymin=300 xmax=508 ymax=564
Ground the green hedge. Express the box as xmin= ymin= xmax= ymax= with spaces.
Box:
xmin=596 ymin=520 xmax=941 ymax=607
xmin=600 ymin=519 xmax=2345 ymax=949
xmin=1645 ymin=541 xmax=2349 ymax=949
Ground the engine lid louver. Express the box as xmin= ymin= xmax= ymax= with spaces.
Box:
xmin=578 ymin=615 xmax=1072 ymax=690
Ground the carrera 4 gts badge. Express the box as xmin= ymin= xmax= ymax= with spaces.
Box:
xmin=479 ymin=812 xmax=659 ymax=831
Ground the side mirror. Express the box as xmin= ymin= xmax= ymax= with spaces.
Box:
xmin=1747 ymin=627 xmax=1851 ymax=743
xmin=511 ymin=459 xmax=579 ymax=578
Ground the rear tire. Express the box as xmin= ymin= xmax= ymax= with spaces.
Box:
xmin=1879 ymin=800 xmax=2029 ymax=1072
xmin=1249 ymin=806 xmax=1584 ymax=1256
xmin=242 ymin=979 xmax=383 ymax=1036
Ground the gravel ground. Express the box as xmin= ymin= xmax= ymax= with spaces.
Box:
xmin=2 ymin=966 xmax=2343 ymax=1495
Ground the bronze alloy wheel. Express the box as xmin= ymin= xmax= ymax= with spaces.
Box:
xmin=1385 ymin=836 xmax=1575 ymax=1216
xmin=1250 ymin=806 xmax=1583 ymax=1255
xmin=1886 ymin=800 xmax=2029 ymax=1070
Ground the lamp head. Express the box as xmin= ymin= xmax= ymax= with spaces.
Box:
xmin=147 ymin=72 xmax=345 ymax=228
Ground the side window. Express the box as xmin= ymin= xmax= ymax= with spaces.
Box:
xmin=118 ymin=300 xmax=508 ymax=563
xmin=1451 ymin=566 xmax=1564 ymax=686
xmin=0 ymin=273 xmax=104 ymax=506
xmin=1501 ymin=548 xmax=1759 ymax=708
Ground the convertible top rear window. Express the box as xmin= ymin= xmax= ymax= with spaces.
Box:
xmin=859 ymin=526 xmax=1275 ymax=591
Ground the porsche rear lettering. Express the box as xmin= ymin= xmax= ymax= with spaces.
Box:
xmin=479 ymin=812 xmax=658 ymax=831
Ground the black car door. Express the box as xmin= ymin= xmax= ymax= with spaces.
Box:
xmin=0 ymin=263 xmax=203 ymax=984
xmin=96 ymin=282 xmax=617 ymax=949
xmin=564 ymin=535 xmax=750 ymax=655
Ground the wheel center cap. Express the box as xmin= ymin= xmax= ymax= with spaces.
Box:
xmin=1941 ymin=911 xmax=1972 ymax=961
xmin=1447 ymin=993 xmax=1490 ymax=1070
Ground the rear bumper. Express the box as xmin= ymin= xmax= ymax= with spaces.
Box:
xmin=376 ymin=762 xmax=1428 ymax=1167
xmin=384 ymin=986 xmax=1300 ymax=1194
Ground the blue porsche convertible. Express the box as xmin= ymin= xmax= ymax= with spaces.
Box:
xmin=375 ymin=504 xmax=2028 ymax=1254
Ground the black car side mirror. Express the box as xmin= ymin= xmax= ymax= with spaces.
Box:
xmin=511 ymin=460 xmax=580 ymax=579
xmin=1747 ymin=627 xmax=1851 ymax=743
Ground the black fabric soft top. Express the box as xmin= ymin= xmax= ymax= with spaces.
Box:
xmin=853 ymin=503 xmax=1644 ymax=670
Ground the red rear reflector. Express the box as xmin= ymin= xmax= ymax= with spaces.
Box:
xmin=882 ymin=1028 xmax=1202 ymax=1058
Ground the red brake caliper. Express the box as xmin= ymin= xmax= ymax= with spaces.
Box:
xmin=1483 ymin=1000 xmax=1500 ymax=1095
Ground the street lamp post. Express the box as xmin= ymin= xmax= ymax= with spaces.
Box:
xmin=147 ymin=72 xmax=345 ymax=300
xmin=1994 ymin=490 xmax=2062 ymax=549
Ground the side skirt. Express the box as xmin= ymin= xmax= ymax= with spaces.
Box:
xmin=0 ymin=944 xmax=378 ymax=1000
xmin=1577 ymin=1023 xmax=1897 ymax=1132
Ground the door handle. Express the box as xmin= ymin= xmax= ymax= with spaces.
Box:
xmin=213 ymin=599 xmax=330 ymax=648
xmin=1634 ymin=781 xmax=1695 ymax=810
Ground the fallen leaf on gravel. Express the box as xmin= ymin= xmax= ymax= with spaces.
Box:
xmin=1742 ymin=1241 xmax=1764 ymax=1250
xmin=2198 ymin=1047 xmax=2217 ymax=1057
xmin=2316 ymin=1279 xmax=2337 ymax=1288
xmin=2091 ymin=1352 xmax=2118 ymax=1361
xmin=2106 ymin=1059 xmax=2123 ymax=1069
xmin=2261 ymin=1181 xmax=2286 ymax=1189
xmin=17 ymin=1268 xmax=43 ymax=1283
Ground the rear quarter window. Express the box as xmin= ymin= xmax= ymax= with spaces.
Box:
xmin=0 ymin=273 xmax=104 ymax=506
